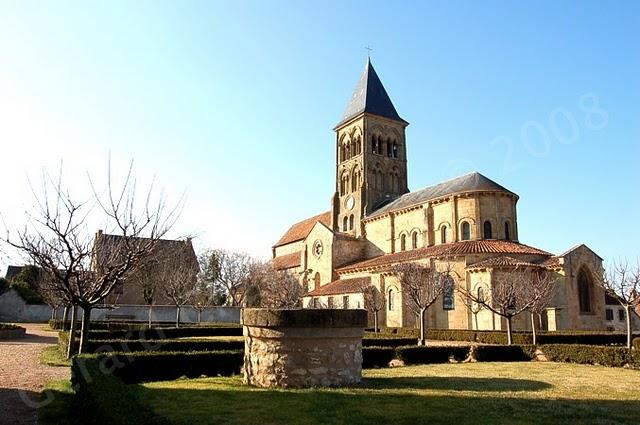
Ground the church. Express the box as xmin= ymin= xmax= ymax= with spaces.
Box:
xmin=272 ymin=59 xmax=622 ymax=332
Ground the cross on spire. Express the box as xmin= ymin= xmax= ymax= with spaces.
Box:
xmin=365 ymin=45 xmax=373 ymax=58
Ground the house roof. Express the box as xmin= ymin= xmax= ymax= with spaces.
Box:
xmin=306 ymin=276 xmax=371 ymax=297
xmin=274 ymin=211 xmax=332 ymax=248
xmin=367 ymin=172 xmax=517 ymax=219
xmin=94 ymin=232 xmax=197 ymax=265
xmin=336 ymin=58 xmax=407 ymax=128
xmin=466 ymin=256 xmax=544 ymax=270
xmin=337 ymin=240 xmax=552 ymax=273
xmin=272 ymin=252 xmax=301 ymax=271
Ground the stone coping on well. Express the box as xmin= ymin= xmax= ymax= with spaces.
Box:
xmin=241 ymin=308 xmax=367 ymax=328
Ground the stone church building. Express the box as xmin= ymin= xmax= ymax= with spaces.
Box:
xmin=272 ymin=59 xmax=625 ymax=332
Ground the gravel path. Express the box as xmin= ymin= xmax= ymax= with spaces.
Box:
xmin=0 ymin=323 xmax=70 ymax=425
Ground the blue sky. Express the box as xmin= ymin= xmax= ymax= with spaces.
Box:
xmin=0 ymin=1 xmax=638 ymax=270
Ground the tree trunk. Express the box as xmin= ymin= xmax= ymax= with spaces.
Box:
xmin=625 ymin=305 xmax=632 ymax=349
xmin=198 ymin=310 xmax=202 ymax=323
xmin=50 ymin=307 xmax=55 ymax=320
xmin=62 ymin=306 xmax=69 ymax=330
xmin=531 ymin=312 xmax=537 ymax=345
xmin=419 ymin=308 xmax=427 ymax=346
xmin=505 ymin=315 xmax=513 ymax=345
xmin=148 ymin=304 xmax=153 ymax=329
xmin=66 ymin=306 xmax=78 ymax=359
xmin=474 ymin=312 xmax=479 ymax=330
xmin=374 ymin=310 xmax=379 ymax=333
xmin=78 ymin=306 xmax=92 ymax=354
xmin=176 ymin=305 xmax=181 ymax=328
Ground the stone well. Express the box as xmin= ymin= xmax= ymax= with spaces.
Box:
xmin=241 ymin=308 xmax=367 ymax=388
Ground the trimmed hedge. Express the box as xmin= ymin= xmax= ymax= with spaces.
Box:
xmin=0 ymin=323 xmax=21 ymax=330
xmin=633 ymin=337 xmax=640 ymax=350
xmin=87 ymin=325 xmax=242 ymax=340
xmin=375 ymin=328 xmax=639 ymax=346
xmin=396 ymin=345 xmax=470 ymax=365
xmin=474 ymin=345 xmax=536 ymax=362
xmin=84 ymin=338 xmax=244 ymax=353
xmin=71 ymin=356 xmax=170 ymax=425
xmin=362 ymin=347 xmax=396 ymax=368
xmin=541 ymin=344 xmax=640 ymax=368
xmin=362 ymin=337 xmax=418 ymax=348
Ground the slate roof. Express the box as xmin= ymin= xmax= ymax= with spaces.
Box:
xmin=336 ymin=58 xmax=407 ymax=128
xmin=306 ymin=276 xmax=371 ymax=297
xmin=367 ymin=172 xmax=517 ymax=219
xmin=272 ymin=252 xmax=302 ymax=271
xmin=274 ymin=211 xmax=332 ymax=247
xmin=337 ymin=240 xmax=552 ymax=273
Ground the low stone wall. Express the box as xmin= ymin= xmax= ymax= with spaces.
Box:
xmin=242 ymin=308 xmax=367 ymax=388
xmin=0 ymin=326 xmax=26 ymax=340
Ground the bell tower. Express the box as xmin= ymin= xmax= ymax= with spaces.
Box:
xmin=332 ymin=59 xmax=409 ymax=236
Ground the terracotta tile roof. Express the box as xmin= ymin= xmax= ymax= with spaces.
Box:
xmin=306 ymin=277 xmax=371 ymax=297
xmin=274 ymin=211 xmax=332 ymax=247
xmin=540 ymin=256 xmax=563 ymax=269
xmin=466 ymin=256 xmax=543 ymax=270
xmin=272 ymin=252 xmax=302 ymax=271
xmin=336 ymin=240 xmax=552 ymax=273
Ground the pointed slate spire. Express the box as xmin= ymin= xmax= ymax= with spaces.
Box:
xmin=336 ymin=58 xmax=407 ymax=128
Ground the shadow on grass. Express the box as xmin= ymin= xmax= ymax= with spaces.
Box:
xmin=364 ymin=376 xmax=552 ymax=392
xmin=134 ymin=377 xmax=639 ymax=425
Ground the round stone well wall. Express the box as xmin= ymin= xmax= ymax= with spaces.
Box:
xmin=242 ymin=308 xmax=367 ymax=388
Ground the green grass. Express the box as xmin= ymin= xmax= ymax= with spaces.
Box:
xmin=40 ymin=346 xmax=70 ymax=367
xmin=38 ymin=380 xmax=74 ymax=425
xmin=137 ymin=362 xmax=640 ymax=425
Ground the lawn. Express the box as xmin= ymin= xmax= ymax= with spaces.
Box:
xmin=40 ymin=345 xmax=71 ymax=367
xmin=137 ymin=362 xmax=640 ymax=425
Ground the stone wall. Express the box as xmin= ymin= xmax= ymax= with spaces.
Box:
xmin=242 ymin=308 xmax=367 ymax=388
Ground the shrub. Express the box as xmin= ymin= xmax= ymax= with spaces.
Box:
xmin=0 ymin=277 xmax=8 ymax=293
xmin=374 ymin=327 xmax=420 ymax=338
xmin=396 ymin=345 xmax=470 ymax=365
xmin=362 ymin=347 xmax=396 ymax=368
xmin=633 ymin=337 xmax=640 ymax=350
xmin=540 ymin=344 xmax=640 ymax=368
xmin=362 ymin=337 xmax=418 ymax=347
xmin=71 ymin=356 xmax=169 ymax=425
xmin=473 ymin=345 xmax=536 ymax=362
xmin=84 ymin=338 xmax=244 ymax=353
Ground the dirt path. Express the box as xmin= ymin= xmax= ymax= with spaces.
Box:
xmin=0 ymin=323 xmax=70 ymax=425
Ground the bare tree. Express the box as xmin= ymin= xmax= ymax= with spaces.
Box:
xmin=191 ymin=284 xmax=214 ymax=323
xmin=249 ymin=261 xmax=303 ymax=308
xmin=460 ymin=267 xmax=542 ymax=345
xmin=522 ymin=269 xmax=557 ymax=345
xmin=213 ymin=250 xmax=254 ymax=306
xmin=362 ymin=284 xmax=385 ymax=332
xmin=595 ymin=260 xmax=640 ymax=349
xmin=133 ymin=254 xmax=162 ymax=328
xmin=161 ymin=243 xmax=199 ymax=327
xmin=2 ymin=161 xmax=181 ymax=356
xmin=393 ymin=261 xmax=452 ymax=346
xmin=460 ymin=288 xmax=485 ymax=331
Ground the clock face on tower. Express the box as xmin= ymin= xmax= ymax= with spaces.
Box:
xmin=345 ymin=196 xmax=355 ymax=211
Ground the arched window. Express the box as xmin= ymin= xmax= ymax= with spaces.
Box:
xmin=443 ymin=276 xmax=455 ymax=310
xmin=578 ymin=268 xmax=593 ymax=313
xmin=440 ymin=226 xmax=447 ymax=244
xmin=343 ymin=216 xmax=348 ymax=231
xmin=387 ymin=139 xmax=392 ymax=157
xmin=504 ymin=222 xmax=511 ymax=240
xmin=355 ymin=136 xmax=361 ymax=154
xmin=388 ymin=288 xmax=395 ymax=311
xmin=411 ymin=231 xmax=418 ymax=249
xmin=376 ymin=170 xmax=383 ymax=190
xmin=372 ymin=136 xmax=378 ymax=154
xmin=461 ymin=221 xmax=471 ymax=241
xmin=400 ymin=234 xmax=407 ymax=251
xmin=484 ymin=221 xmax=492 ymax=239
xmin=314 ymin=272 xmax=321 ymax=290
xmin=477 ymin=287 xmax=485 ymax=303
xmin=349 ymin=214 xmax=354 ymax=230
xmin=392 ymin=141 xmax=398 ymax=158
